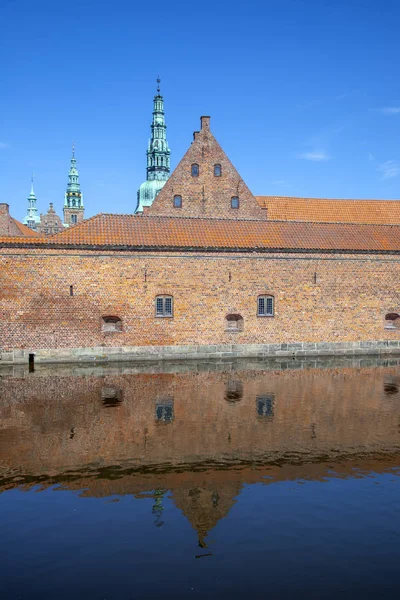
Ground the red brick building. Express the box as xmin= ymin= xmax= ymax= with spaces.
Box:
xmin=1 ymin=116 xmax=400 ymax=364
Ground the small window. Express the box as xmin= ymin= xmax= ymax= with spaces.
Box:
xmin=173 ymin=195 xmax=182 ymax=208
xmin=225 ymin=380 xmax=244 ymax=402
xmin=214 ymin=164 xmax=221 ymax=176
xmin=191 ymin=163 xmax=199 ymax=177
xmin=71 ymin=214 xmax=77 ymax=224
xmin=225 ymin=313 xmax=244 ymax=332
xmin=155 ymin=398 xmax=174 ymax=422
xmin=257 ymin=394 xmax=275 ymax=418
xmin=231 ymin=196 xmax=239 ymax=209
xmin=102 ymin=316 xmax=122 ymax=332
xmin=258 ymin=295 xmax=274 ymax=317
xmin=385 ymin=313 xmax=400 ymax=329
xmin=156 ymin=295 xmax=173 ymax=317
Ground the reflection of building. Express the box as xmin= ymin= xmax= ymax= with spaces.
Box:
xmin=1 ymin=360 xmax=400 ymax=544
xmin=136 ymin=79 xmax=171 ymax=213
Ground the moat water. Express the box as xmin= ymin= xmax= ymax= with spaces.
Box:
xmin=1 ymin=357 xmax=400 ymax=599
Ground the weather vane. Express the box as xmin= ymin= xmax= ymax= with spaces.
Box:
xmin=157 ymin=76 xmax=161 ymax=93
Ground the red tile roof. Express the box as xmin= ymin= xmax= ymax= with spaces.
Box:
xmin=2 ymin=213 xmax=400 ymax=253
xmin=11 ymin=218 xmax=41 ymax=237
xmin=256 ymin=196 xmax=400 ymax=225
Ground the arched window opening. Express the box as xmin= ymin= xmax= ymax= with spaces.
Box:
xmin=102 ymin=387 xmax=123 ymax=408
xmin=155 ymin=398 xmax=174 ymax=423
xmin=258 ymin=295 xmax=274 ymax=317
xmin=191 ymin=163 xmax=199 ymax=177
xmin=384 ymin=376 xmax=399 ymax=396
xmin=225 ymin=313 xmax=244 ymax=332
xmin=156 ymin=295 xmax=173 ymax=317
xmin=231 ymin=196 xmax=239 ymax=209
xmin=102 ymin=316 xmax=123 ymax=332
xmin=173 ymin=195 xmax=182 ymax=208
xmin=385 ymin=313 xmax=400 ymax=329
xmin=225 ymin=379 xmax=244 ymax=402
xmin=71 ymin=214 xmax=77 ymax=224
xmin=214 ymin=164 xmax=221 ymax=176
xmin=257 ymin=394 xmax=275 ymax=418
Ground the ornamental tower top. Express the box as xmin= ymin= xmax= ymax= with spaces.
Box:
xmin=63 ymin=144 xmax=84 ymax=226
xmin=136 ymin=78 xmax=171 ymax=212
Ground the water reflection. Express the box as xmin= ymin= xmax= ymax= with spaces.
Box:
xmin=1 ymin=356 xmax=400 ymax=544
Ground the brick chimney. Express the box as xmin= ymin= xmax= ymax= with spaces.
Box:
xmin=200 ymin=116 xmax=211 ymax=131
xmin=0 ymin=203 xmax=10 ymax=235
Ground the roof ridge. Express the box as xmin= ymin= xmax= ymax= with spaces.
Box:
xmin=256 ymin=195 xmax=400 ymax=202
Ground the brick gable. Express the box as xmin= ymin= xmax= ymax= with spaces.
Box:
xmin=146 ymin=116 xmax=266 ymax=220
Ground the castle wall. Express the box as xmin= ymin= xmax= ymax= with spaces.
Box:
xmin=1 ymin=247 xmax=400 ymax=361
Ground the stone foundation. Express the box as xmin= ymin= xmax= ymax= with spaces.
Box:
xmin=2 ymin=340 xmax=400 ymax=365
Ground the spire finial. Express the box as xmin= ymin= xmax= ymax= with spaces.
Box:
xmin=157 ymin=76 xmax=161 ymax=94
xmin=72 ymin=141 xmax=75 ymax=158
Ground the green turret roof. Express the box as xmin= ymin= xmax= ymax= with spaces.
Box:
xmin=23 ymin=176 xmax=41 ymax=227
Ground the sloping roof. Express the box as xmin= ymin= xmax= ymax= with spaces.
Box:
xmin=11 ymin=218 xmax=41 ymax=237
xmin=2 ymin=213 xmax=400 ymax=253
xmin=256 ymin=196 xmax=400 ymax=225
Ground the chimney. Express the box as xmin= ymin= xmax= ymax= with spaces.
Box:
xmin=200 ymin=116 xmax=211 ymax=131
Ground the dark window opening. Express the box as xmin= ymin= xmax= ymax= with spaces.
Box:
xmin=384 ymin=377 xmax=399 ymax=396
xmin=257 ymin=394 xmax=275 ymax=418
xmin=191 ymin=163 xmax=199 ymax=177
xmin=231 ymin=196 xmax=239 ymax=209
xmin=155 ymin=398 xmax=174 ymax=423
xmin=102 ymin=316 xmax=123 ymax=332
xmin=258 ymin=295 xmax=274 ymax=317
xmin=225 ymin=380 xmax=244 ymax=402
xmin=225 ymin=313 xmax=244 ymax=332
xmin=71 ymin=214 xmax=77 ymax=224
xmin=102 ymin=387 xmax=123 ymax=407
xmin=70 ymin=285 xmax=73 ymax=296
xmin=156 ymin=296 xmax=173 ymax=318
xmin=173 ymin=195 xmax=182 ymax=208
xmin=385 ymin=313 xmax=400 ymax=329
xmin=28 ymin=353 xmax=35 ymax=373
xmin=214 ymin=164 xmax=221 ymax=176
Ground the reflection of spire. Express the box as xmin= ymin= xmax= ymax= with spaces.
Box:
xmin=152 ymin=489 xmax=165 ymax=527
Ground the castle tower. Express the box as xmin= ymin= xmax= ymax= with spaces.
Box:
xmin=135 ymin=78 xmax=171 ymax=213
xmin=63 ymin=144 xmax=84 ymax=226
xmin=23 ymin=176 xmax=41 ymax=230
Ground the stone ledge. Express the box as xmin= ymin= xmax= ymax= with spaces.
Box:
xmin=2 ymin=340 xmax=400 ymax=365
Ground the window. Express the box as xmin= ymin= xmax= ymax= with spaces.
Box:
xmin=191 ymin=163 xmax=199 ymax=177
xmin=102 ymin=316 xmax=123 ymax=332
xmin=155 ymin=398 xmax=174 ymax=422
xmin=257 ymin=394 xmax=275 ymax=418
xmin=385 ymin=313 xmax=400 ymax=329
xmin=225 ymin=380 xmax=244 ymax=402
xmin=214 ymin=164 xmax=221 ymax=176
xmin=225 ymin=313 xmax=244 ymax=332
xmin=71 ymin=214 xmax=77 ymax=224
xmin=258 ymin=295 xmax=274 ymax=317
xmin=102 ymin=387 xmax=123 ymax=408
xmin=173 ymin=195 xmax=182 ymax=208
xmin=231 ymin=196 xmax=239 ymax=209
xmin=156 ymin=295 xmax=173 ymax=317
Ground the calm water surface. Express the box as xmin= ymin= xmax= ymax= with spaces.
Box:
xmin=1 ymin=357 xmax=400 ymax=599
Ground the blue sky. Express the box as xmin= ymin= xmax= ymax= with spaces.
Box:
xmin=1 ymin=0 xmax=400 ymax=222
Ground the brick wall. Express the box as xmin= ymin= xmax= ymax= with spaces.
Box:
xmin=1 ymin=247 xmax=400 ymax=351
xmin=0 ymin=204 xmax=21 ymax=236
xmin=146 ymin=116 xmax=266 ymax=220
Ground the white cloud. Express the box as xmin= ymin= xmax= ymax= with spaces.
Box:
xmin=377 ymin=160 xmax=400 ymax=179
xmin=0 ymin=142 xmax=8 ymax=149
xmin=379 ymin=107 xmax=400 ymax=115
xmin=297 ymin=151 xmax=331 ymax=162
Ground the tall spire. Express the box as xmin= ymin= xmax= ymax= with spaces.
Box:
xmin=63 ymin=144 xmax=84 ymax=226
xmin=135 ymin=78 xmax=171 ymax=212
xmin=23 ymin=174 xmax=41 ymax=229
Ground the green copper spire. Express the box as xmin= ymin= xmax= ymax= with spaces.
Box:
xmin=64 ymin=143 xmax=83 ymax=208
xmin=23 ymin=175 xmax=41 ymax=229
xmin=136 ymin=78 xmax=171 ymax=212
xmin=63 ymin=143 xmax=85 ymax=226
